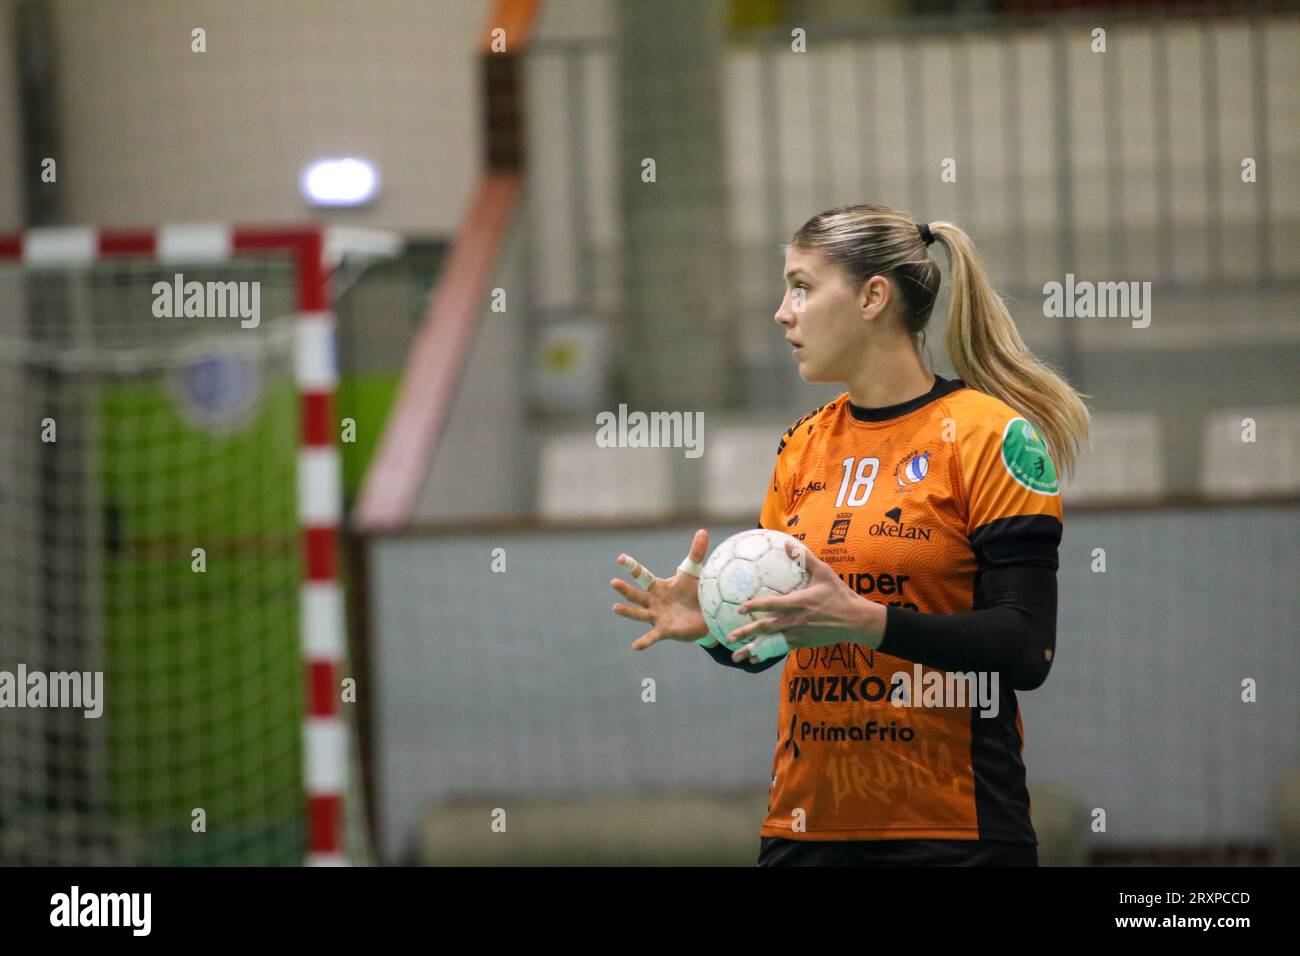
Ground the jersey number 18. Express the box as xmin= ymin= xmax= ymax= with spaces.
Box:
xmin=835 ymin=456 xmax=879 ymax=508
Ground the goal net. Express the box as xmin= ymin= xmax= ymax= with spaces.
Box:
xmin=0 ymin=226 xmax=391 ymax=865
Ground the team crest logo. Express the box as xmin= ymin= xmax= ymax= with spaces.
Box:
xmin=894 ymin=449 xmax=932 ymax=489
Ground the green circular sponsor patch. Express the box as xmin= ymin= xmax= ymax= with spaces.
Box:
xmin=1001 ymin=418 xmax=1059 ymax=494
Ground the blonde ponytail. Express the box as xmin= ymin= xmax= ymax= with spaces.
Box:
xmin=928 ymin=221 xmax=1090 ymax=480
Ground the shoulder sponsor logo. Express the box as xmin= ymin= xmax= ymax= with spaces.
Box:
xmin=1000 ymin=417 xmax=1059 ymax=495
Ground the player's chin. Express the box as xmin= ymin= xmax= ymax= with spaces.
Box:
xmin=794 ymin=356 xmax=828 ymax=383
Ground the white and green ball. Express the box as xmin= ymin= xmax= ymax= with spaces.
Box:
xmin=697 ymin=529 xmax=811 ymax=653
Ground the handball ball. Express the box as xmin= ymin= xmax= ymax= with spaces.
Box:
xmin=697 ymin=528 xmax=811 ymax=651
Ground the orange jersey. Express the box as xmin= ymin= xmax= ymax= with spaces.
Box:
xmin=755 ymin=376 xmax=1062 ymax=843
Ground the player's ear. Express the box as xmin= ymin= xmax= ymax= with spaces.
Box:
xmin=859 ymin=274 xmax=890 ymax=323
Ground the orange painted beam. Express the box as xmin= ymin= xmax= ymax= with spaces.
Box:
xmin=352 ymin=171 xmax=522 ymax=531
xmin=481 ymin=0 xmax=541 ymax=52
xmin=354 ymin=0 xmax=545 ymax=531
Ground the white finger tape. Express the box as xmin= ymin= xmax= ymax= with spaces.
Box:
xmin=677 ymin=557 xmax=704 ymax=577
xmin=745 ymin=634 xmax=791 ymax=663
xmin=621 ymin=555 xmax=654 ymax=589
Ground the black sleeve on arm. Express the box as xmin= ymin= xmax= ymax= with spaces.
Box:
xmin=878 ymin=564 xmax=1057 ymax=691
xmin=698 ymin=639 xmax=785 ymax=674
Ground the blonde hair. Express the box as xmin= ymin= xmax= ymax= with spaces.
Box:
xmin=789 ymin=203 xmax=1090 ymax=478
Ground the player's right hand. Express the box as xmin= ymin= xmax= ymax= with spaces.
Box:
xmin=611 ymin=528 xmax=711 ymax=650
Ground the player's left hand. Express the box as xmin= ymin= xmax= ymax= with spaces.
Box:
xmin=726 ymin=540 xmax=887 ymax=663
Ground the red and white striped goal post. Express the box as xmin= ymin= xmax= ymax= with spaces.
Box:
xmin=0 ymin=223 xmax=402 ymax=866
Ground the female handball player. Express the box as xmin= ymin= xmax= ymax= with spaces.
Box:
xmin=611 ymin=203 xmax=1089 ymax=866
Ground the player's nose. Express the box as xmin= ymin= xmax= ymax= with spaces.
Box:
xmin=774 ymin=292 xmax=794 ymax=326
